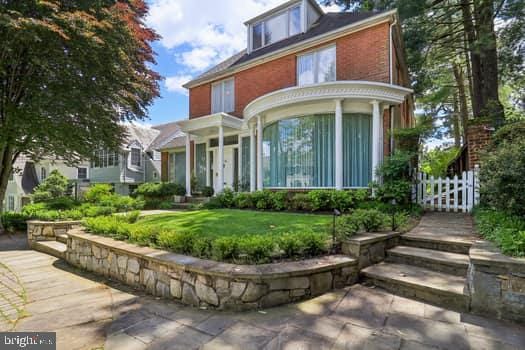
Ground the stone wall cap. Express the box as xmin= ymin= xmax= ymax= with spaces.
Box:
xmin=345 ymin=231 xmax=399 ymax=245
xmin=470 ymin=240 xmax=525 ymax=273
xmin=27 ymin=220 xmax=82 ymax=225
xmin=68 ymin=228 xmax=357 ymax=280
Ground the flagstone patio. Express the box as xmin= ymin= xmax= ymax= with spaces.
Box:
xmin=1 ymin=233 xmax=524 ymax=350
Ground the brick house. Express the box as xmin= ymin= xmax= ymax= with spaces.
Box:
xmin=160 ymin=0 xmax=414 ymax=194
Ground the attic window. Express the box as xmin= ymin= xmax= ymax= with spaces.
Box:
xmin=131 ymin=148 xmax=141 ymax=167
xmin=251 ymin=5 xmax=301 ymax=51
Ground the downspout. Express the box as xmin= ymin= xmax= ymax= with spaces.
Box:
xmin=389 ymin=16 xmax=398 ymax=153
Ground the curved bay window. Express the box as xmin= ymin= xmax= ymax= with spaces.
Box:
xmin=263 ymin=114 xmax=335 ymax=188
xmin=262 ymin=113 xmax=372 ymax=189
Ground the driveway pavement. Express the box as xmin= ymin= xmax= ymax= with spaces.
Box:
xmin=1 ymin=233 xmax=524 ymax=350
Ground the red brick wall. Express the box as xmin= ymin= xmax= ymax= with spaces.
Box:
xmin=189 ymin=22 xmax=391 ymax=119
xmin=467 ymin=124 xmax=493 ymax=168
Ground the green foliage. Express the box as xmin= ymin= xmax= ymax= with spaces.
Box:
xmin=0 ymin=212 xmax=30 ymax=232
xmin=480 ymin=136 xmax=525 ymax=216
xmin=475 ymin=209 xmax=525 ymax=257
xmin=289 ymin=193 xmax=313 ymax=211
xmin=351 ymin=209 xmax=387 ymax=232
xmin=489 ymin=120 xmax=525 ymax=150
xmin=32 ymin=170 xmax=70 ymax=203
xmin=84 ymin=184 xmax=113 ymax=203
xmin=335 ymin=215 xmax=360 ymax=240
xmin=252 ymin=190 xmax=273 ymax=210
xmin=234 ymin=192 xmax=254 ymax=209
xmin=122 ymin=210 xmax=141 ymax=224
xmin=157 ymin=230 xmax=196 ymax=255
xmin=269 ymin=191 xmax=288 ymax=211
xmin=201 ymin=186 xmax=214 ymax=197
xmin=83 ymin=216 xmax=132 ymax=241
xmin=301 ymin=232 xmax=327 ymax=256
xmin=238 ymin=236 xmax=275 ymax=264
xmin=374 ymin=151 xmax=414 ymax=205
xmin=158 ymin=201 xmax=173 ymax=210
xmin=213 ymin=188 xmax=236 ymax=208
xmin=421 ymin=147 xmax=460 ymax=178
xmin=279 ymin=232 xmax=304 ymax=258
xmin=134 ymin=182 xmax=185 ymax=198
xmin=212 ymin=236 xmax=240 ymax=261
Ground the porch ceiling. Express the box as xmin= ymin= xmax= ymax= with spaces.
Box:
xmin=243 ymin=80 xmax=413 ymax=123
xmin=176 ymin=113 xmax=244 ymax=137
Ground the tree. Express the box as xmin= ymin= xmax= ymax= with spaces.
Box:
xmin=0 ymin=1 xmax=160 ymax=231
xmin=32 ymin=170 xmax=69 ymax=203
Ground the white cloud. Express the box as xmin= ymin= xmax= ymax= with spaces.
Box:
xmin=148 ymin=1 xmax=342 ymax=93
xmin=165 ymin=75 xmax=193 ymax=95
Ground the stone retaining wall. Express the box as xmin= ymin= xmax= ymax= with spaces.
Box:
xmin=66 ymin=228 xmax=358 ymax=310
xmin=468 ymin=241 xmax=525 ymax=323
xmin=342 ymin=232 xmax=399 ymax=269
xmin=27 ymin=220 xmax=81 ymax=244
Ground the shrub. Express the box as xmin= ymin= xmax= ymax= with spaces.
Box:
xmin=279 ymin=232 xmax=304 ymax=258
xmin=374 ymin=151 xmax=414 ymax=205
xmin=192 ymin=237 xmax=213 ymax=258
xmin=335 ymin=215 xmax=360 ymax=240
xmin=212 ymin=236 xmax=240 ymax=261
xmin=32 ymin=170 xmax=70 ymax=203
xmin=45 ymin=197 xmax=78 ymax=210
xmin=252 ymin=190 xmax=273 ymax=210
xmin=214 ymin=188 xmax=236 ymax=208
xmin=270 ymin=191 xmax=288 ymax=211
xmin=84 ymin=184 xmax=113 ymax=203
xmin=238 ymin=235 xmax=275 ymax=264
xmin=480 ymin=139 xmax=525 ymax=216
xmin=307 ymin=190 xmax=334 ymax=211
xmin=289 ymin=193 xmax=313 ymax=211
xmin=157 ymin=230 xmax=196 ymax=255
xmin=98 ymin=194 xmax=143 ymax=211
xmin=122 ymin=210 xmax=141 ymax=224
xmin=158 ymin=201 xmax=173 ymax=210
xmin=134 ymin=182 xmax=185 ymax=199
xmin=475 ymin=208 xmax=525 ymax=257
xmin=129 ymin=226 xmax=154 ymax=246
xmin=0 ymin=212 xmax=30 ymax=232
xmin=201 ymin=186 xmax=214 ymax=197
xmin=83 ymin=216 xmax=132 ymax=240
xmin=235 ymin=192 xmax=254 ymax=209
xmin=301 ymin=232 xmax=327 ymax=256
xmin=351 ymin=209 xmax=387 ymax=232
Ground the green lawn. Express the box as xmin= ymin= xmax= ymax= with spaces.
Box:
xmin=138 ymin=209 xmax=331 ymax=238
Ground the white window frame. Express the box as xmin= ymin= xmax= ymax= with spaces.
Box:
xmin=77 ymin=167 xmax=88 ymax=180
xmin=251 ymin=4 xmax=302 ymax=51
xmin=130 ymin=148 xmax=142 ymax=167
xmin=40 ymin=167 xmax=47 ymax=182
xmin=211 ymin=78 xmax=235 ymax=114
xmin=296 ymin=44 xmax=337 ymax=86
xmin=7 ymin=195 xmax=15 ymax=212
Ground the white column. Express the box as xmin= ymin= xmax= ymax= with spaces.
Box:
xmin=185 ymin=134 xmax=192 ymax=197
xmin=371 ymin=100 xmax=381 ymax=182
xmin=256 ymin=115 xmax=263 ymax=190
xmin=205 ymin=142 xmax=210 ymax=187
xmin=217 ymin=126 xmax=224 ymax=193
xmin=335 ymin=99 xmax=344 ymax=190
xmin=250 ymin=124 xmax=256 ymax=192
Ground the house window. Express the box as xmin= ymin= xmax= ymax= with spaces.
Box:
xmin=211 ymin=78 xmax=235 ymax=114
xmin=77 ymin=167 xmax=88 ymax=180
xmin=209 ymin=135 xmax=238 ymax=148
xmin=131 ymin=148 xmax=141 ymax=167
xmin=297 ymin=46 xmax=336 ymax=86
xmin=252 ymin=5 xmax=301 ymax=51
xmin=7 ymin=195 xmax=15 ymax=211
xmin=92 ymin=150 xmax=120 ymax=168
xmin=40 ymin=168 xmax=47 ymax=182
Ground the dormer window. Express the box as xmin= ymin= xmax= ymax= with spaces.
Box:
xmin=251 ymin=5 xmax=301 ymax=51
xmin=131 ymin=148 xmax=141 ymax=167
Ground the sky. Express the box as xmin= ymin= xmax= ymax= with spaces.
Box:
xmin=144 ymin=0 xmax=341 ymax=126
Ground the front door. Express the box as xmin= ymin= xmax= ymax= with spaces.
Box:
xmin=211 ymin=147 xmax=238 ymax=191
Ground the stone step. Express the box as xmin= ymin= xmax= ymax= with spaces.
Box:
xmin=56 ymin=233 xmax=68 ymax=244
xmin=33 ymin=241 xmax=67 ymax=260
xmin=361 ymin=262 xmax=470 ymax=312
xmin=400 ymin=232 xmax=473 ymax=254
xmin=386 ymin=246 xmax=469 ymax=276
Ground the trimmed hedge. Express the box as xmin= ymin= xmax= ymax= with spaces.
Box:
xmin=207 ymin=189 xmax=370 ymax=213
xmin=474 ymin=208 xmax=525 ymax=257
xmin=83 ymin=215 xmax=329 ymax=264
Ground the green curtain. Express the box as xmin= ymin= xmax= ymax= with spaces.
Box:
xmin=343 ymin=113 xmax=372 ymax=187
xmin=195 ymin=143 xmax=206 ymax=189
xmin=241 ymin=137 xmax=250 ymax=191
xmin=263 ymin=114 xmax=334 ymax=188
xmin=174 ymin=152 xmax=186 ymax=186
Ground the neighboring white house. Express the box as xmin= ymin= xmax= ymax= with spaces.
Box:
xmin=89 ymin=122 xmax=181 ymax=196
xmin=2 ymin=155 xmax=90 ymax=213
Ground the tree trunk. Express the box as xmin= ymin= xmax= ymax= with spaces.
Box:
xmin=461 ymin=0 xmax=484 ymax=118
xmin=452 ymin=63 xmax=470 ymax=144
xmin=474 ymin=0 xmax=505 ymax=126
xmin=452 ymin=92 xmax=462 ymax=148
xmin=0 ymin=144 xmax=15 ymax=234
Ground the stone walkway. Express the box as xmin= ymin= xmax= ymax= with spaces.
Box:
xmin=1 ymin=233 xmax=524 ymax=350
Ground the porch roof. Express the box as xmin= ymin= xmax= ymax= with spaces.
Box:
xmin=176 ymin=113 xmax=244 ymax=137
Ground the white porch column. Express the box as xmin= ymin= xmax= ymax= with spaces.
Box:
xmin=335 ymin=99 xmax=344 ymax=190
xmin=217 ymin=125 xmax=224 ymax=193
xmin=185 ymin=134 xmax=192 ymax=197
xmin=256 ymin=115 xmax=263 ymax=190
xmin=371 ymin=100 xmax=381 ymax=182
xmin=250 ymin=123 xmax=256 ymax=192
xmin=205 ymin=143 xmax=210 ymax=187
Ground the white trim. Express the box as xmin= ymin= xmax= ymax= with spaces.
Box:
xmin=177 ymin=113 xmax=243 ymax=134
xmin=185 ymin=10 xmax=396 ymax=88
xmin=244 ymin=81 xmax=412 ymax=123
xmin=211 ymin=78 xmax=235 ymax=114
xmin=335 ymin=99 xmax=343 ymax=190
xmin=256 ymin=115 xmax=263 ymax=190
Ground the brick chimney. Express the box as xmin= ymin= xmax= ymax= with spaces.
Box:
xmin=467 ymin=123 xmax=494 ymax=169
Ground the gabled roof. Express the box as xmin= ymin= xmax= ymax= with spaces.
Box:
xmin=184 ymin=10 xmax=391 ymax=88
xmin=149 ymin=121 xmax=185 ymax=151
xmin=123 ymin=123 xmax=161 ymax=150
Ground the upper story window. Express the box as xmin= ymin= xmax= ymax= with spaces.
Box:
xmin=297 ymin=45 xmax=336 ymax=86
xmin=92 ymin=150 xmax=119 ymax=168
xmin=211 ymin=78 xmax=235 ymax=114
xmin=77 ymin=167 xmax=88 ymax=180
xmin=40 ymin=168 xmax=47 ymax=182
xmin=252 ymin=5 xmax=301 ymax=51
xmin=130 ymin=148 xmax=141 ymax=167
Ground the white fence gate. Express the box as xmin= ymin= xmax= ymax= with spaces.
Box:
xmin=415 ymin=166 xmax=480 ymax=213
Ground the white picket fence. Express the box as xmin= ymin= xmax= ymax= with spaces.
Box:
xmin=415 ymin=166 xmax=480 ymax=213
